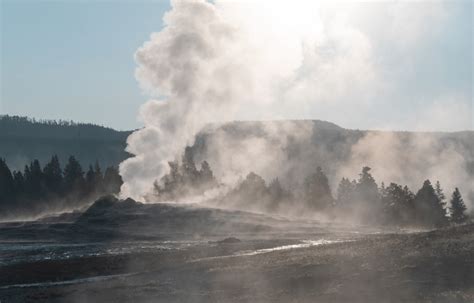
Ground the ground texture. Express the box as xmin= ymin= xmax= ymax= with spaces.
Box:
xmin=0 ymin=223 xmax=473 ymax=303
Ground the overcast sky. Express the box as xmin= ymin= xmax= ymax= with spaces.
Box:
xmin=1 ymin=0 xmax=472 ymax=131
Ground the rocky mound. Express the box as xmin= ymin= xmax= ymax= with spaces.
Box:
xmin=0 ymin=195 xmax=331 ymax=242
xmin=73 ymin=195 xmax=288 ymax=239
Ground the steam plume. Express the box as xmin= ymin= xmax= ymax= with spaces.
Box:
xmin=119 ymin=0 xmax=471 ymax=203
xmin=120 ymin=0 xmax=377 ymax=199
xmin=119 ymin=0 xmax=242 ymax=199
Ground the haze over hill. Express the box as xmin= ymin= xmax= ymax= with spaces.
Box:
xmin=193 ymin=120 xmax=473 ymax=183
xmin=175 ymin=120 xmax=474 ymax=210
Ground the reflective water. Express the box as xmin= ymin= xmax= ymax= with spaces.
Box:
xmin=0 ymin=241 xmax=201 ymax=266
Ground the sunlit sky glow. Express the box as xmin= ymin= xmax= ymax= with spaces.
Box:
xmin=1 ymin=0 xmax=472 ymax=131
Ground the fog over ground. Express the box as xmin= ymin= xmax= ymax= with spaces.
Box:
xmin=119 ymin=0 xmax=472 ymax=207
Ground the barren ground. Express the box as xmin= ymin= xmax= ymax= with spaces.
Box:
xmin=1 ymin=223 xmax=473 ymax=303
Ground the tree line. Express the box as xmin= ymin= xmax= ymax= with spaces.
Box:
xmin=0 ymin=146 xmax=469 ymax=228
xmin=0 ymin=115 xmax=130 ymax=140
xmin=0 ymin=156 xmax=123 ymax=219
xmin=0 ymin=115 xmax=129 ymax=188
xmin=153 ymin=154 xmax=469 ymax=228
xmin=333 ymin=167 xmax=467 ymax=227
xmin=1 ymin=115 xmax=91 ymax=127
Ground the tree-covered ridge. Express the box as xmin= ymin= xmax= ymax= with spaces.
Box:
xmin=0 ymin=115 xmax=131 ymax=140
xmin=0 ymin=156 xmax=122 ymax=220
xmin=0 ymin=115 xmax=132 ymax=171
xmin=191 ymin=120 xmax=474 ymax=211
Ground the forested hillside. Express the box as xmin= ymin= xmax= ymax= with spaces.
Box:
xmin=1 ymin=116 xmax=472 ymax=220
xmin=189 ymin=120 xmax=474 ymax=212
xmin=0 ymin=115 xmax=132 ymax=170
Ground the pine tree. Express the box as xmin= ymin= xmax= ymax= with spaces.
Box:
xmin=353 ymin=167 xmax=381 ymax=221
xmin=355 ymin=167 xmax=380 ymax=204
xmin=336 ymin=177 xmax=354 ymax=206
xmin=28 ymin=160 xmax=44 ymax=197
xmin=12 ymin=171 xmax=25 ymax=194
xmin=434 ymin=181 xmax=447 ymax=209
xmin=85 ymin=165 xmax=96 ymax=194
xmin=303 ymin=167 xmax=334 ymax=211
xmin=43 ymin=155 xmax=63 ymax=193
xmin=63 ymin=156 xmax=84 ymax=193
xmin=93 ymin=161 xmax=103 ymax=191
xmin=449 ymin=188 xmax=467 ymax=224
xmin=402 ymin=185 xmax=416 ymax=223
xmin=382 ymin=183 xmax=415 ymax=225
xmin=0 ymin=158 xmax=14 ymax=206
xmin=414 ymin=180 xmax=447 ymax=227
xmin=23 ymin=165 xmax=32 ymax=194
xmin=268 ymin=178 xmax=290 ymax=212
xmin=268 ymin=178 xmax=283 ymax=198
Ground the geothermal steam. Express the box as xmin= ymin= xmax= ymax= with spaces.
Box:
xmin=119 ymin=0 xmax=472 ymax=208
xmin=119 ymin=0 xmax=240 ymax=198
xmin=119 ymin=0 xmax=376 ymax=199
